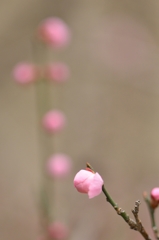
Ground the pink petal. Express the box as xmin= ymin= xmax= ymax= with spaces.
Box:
xmin=74 ymin=170 xmax=94 ymax=193
xmin=88 ymin=173 xmax=104 ymax=199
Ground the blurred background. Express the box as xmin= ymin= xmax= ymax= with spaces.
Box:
xmin=1 ymin=0 xmax=159 ymax=239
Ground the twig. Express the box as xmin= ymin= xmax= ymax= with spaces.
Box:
xmin=102 ymin=185 xmax=136 ymax=228
xmin=132 ymin=200 xmax=151 ymax=240
xmin=86 ymin=163 xmax=152 ymax=240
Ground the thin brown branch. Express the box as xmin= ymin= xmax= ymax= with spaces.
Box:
xmin=86 ymin=163 xmax=152 ymax=240
xmin=132 ymin=200 xmax=152 ymax=240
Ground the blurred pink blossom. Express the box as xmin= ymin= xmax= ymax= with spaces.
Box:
xmin=151 ymin=188 xmax=159 ymax=201
xmin=13 ymin=62 xmax=38 ymax=84
xmin=74 ymin=169 xmax=104 ymax=199
xmin=48 ymin=222 xmax=68 ymax=240
xmin=42 ymin=110 xmax=66 ymax=133
xmin=37 ymin=236 xmax=46 ymax=240
xmin=47 ymin=154 xmax=72 ymax=178
xmin=37 ymin=17 xmax=71 ymax=48
xmin=45 ymin=63 xmax=70 ymax=83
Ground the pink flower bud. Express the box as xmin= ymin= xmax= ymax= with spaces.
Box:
xmin=74 ymin=169 xmax=104 ymax=199
xmin=46 ymin=154 xmax=72 ymax=178
xmin=45 ymin=63 xmax=70 ymax=83
xmin=42 ymin=110 xmax=66 ymax=133
xmin=48 ymin=222 xmax=68 ymax=240
xmin=151 ymin=188 xmax=159 ymax=201
xmin=150 ymin=188 xmax=159 ymax=208
xmin=37 ymin=17 xmax=71 ymax=48
xmin=12 ymin=62 xmax=38 ymax=84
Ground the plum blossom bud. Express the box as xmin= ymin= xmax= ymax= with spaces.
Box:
xmin=45 ymin=63 xmax=70 ymax=83
xmin=46 ymin=154 xmax=72 ymax=178
xmin=37 ymin=17 xmax=71 ymax=48
xmin=150 ymin=188 xmax=159 ymax=208
xmin=48 ymin=222 xmax=68 ymax=240
xmin=74 ymin=169 xmax=104 ymax=199
xmin=151 ymin=188 xmax=159 ymax=201
xmin=42 ymin=110 xmax=66 ymax=133
xmin=13 ymin=62 xmax=38 ymax=84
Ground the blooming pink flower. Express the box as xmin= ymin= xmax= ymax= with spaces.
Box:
xmin=12 ymin=62 xmax=38 ymax=84
xmin=47 ymin=154 xmax=72 ymax=178
xmin=42 ymin=110 xmax=66 ymax=133
xmin=48 ymin=222 xmax=68 ymax=240
xmin=37 ymin=17 xmax=71 ymax=48
xmin=45 ymin=63 xmax=70 ymax=83
xmin=74 ymin=169 xmax=104 ymax=199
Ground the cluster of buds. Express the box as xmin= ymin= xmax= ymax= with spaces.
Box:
xmin=12 ymin=17 xmax=72 ymax=179
xmin=13 ymin=16 xmax=72 ymax=240
xmin=13 ymin=17 xmax=71 ymax=85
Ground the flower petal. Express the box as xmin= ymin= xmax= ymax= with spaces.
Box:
xmin=74 ymin=170 xmax=94 ymax=193
xmin=88 ymin=173 xmax=104 ymax=198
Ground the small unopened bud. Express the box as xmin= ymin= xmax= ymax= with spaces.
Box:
xmin=74 ymin=169 xmax=104 ymax=198
xmin=37 ymin=17 xmax=71 ymax=49
xmin=46 ymin=153 xmax=72 ymax=178
xmin=45 ymin=63 xmax=70 ymax=83
xmin=42 ymin=110 xmax=66 ymax=133
xmin=150 ymin=188 xmax=159 ymax=208
xmin=12 ymin=62 xmax=38 ymax=84
xmin=48 ymin=222 xmax=68 ymax=240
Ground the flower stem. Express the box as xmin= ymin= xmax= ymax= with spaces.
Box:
xmin=102 ymin=185 xmax=130 ymax=222
xmin=32 ymin=39 xmax=54 ymax=239
xmin=143 ymin=192 xmax=159 ymax=240
xmin=35 ymin=77 xmax=52 ymax=223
